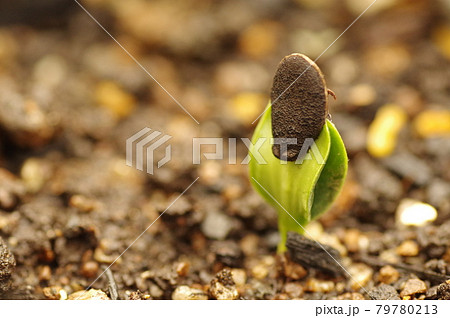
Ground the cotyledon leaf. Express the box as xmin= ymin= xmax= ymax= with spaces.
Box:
xmin=310 ymin=120 xmax=348 ymax=220
xmin=249 ymin=105 xmax=332 ymax=250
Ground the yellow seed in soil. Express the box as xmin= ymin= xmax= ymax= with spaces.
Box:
xmin=413 ymin=110 xmax=450 ymax=138
xmin=432 ymin=25 xmax=450 ymax=60
xmin=229 ymin=92 xmax=266 ymax=125
xmin=95 ymin=81 xmax=136 ymax=118
xmin=367 ymin=104 xmax=407 ymax=158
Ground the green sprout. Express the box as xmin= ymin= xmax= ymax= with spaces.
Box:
xmin=249 ymin=54 xmax=348 ymax=252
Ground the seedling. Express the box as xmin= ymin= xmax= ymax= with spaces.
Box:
xmin=249 ymin=54 xmax=348 ymax=252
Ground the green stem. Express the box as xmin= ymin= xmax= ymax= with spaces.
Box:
xmin=277 ymin=207 xmax=305 ymax=253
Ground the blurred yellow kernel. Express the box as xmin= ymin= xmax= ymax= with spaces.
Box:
xmin=95 ymin=81 xmax=136 ymax=118
xmin=413 ymin=110 xmax=450 ymax=138
xmin=367 ymin=104 xmax=407 ymax=158
xmin=229 ymin=92 xmax=267 ymax=125
xmin=432 ymin=25 xmax=450 ymax=60
xmin=238 ymin=21 xmax=282 ymax=59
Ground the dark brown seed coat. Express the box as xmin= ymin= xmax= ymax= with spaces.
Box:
xmin=271 ymin=54 xmax=328 ymax=161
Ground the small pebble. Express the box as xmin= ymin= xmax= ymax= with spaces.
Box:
xmin=316 ymin=233 xmax=347 ymax=257
xmin=20 ymin=158 xmax=48 ymax=193
xmin=336 ymin=292 xmax=365 ymax=300
xmin=149 ymin=283 xmax=164 ymax=298
xmin=212 ymin=241 xmax=243 ymax=268
xmin=252 ymin=264 xmax=269 ymax=280
xmin=69 ymin=195 xmax=100 ymax=213
xmin=93 ymin=247 xmax=116 ymax=264
xmin=209 ymin=269 xmax=239 ymax=300
xmin=306 ymin=278 xmax=335 ymax=293
xmin=396 ymin=240 xmax=419 ymax=257
xmin=38 ymin=265 xmax=52 ymax=282
xmin=396 ymin=199 xmax=437 ymax=227
xmin=335 ymin=282 xmax=346 ymax=294
xmin=369 ymin=284 xmax=400 ymax=300
xmin=284 ymin=282 xmax=304 ymax=299
xmin=343 ymin=229 xmax=366 ymax=253
xmin=43 ymin=286 xmax=67 ymax=300
xmin=80 ymin=261 xmax=99 ymax=278
xmin=201 ymin=211 xmax=233 ymax=240
xmin=378 ymin=265 xmax=400 ymax=284
xmin=400 ymin=278 xmax=427 ymax=297
xmin=437 ymin=280 xmax=450 ymax=300
xmin=426 ymin=285 xmax=439 ymax=300
xmin=175 ymin=261 xmax=190 ymax=277
xmin=0 ymin=98 xmax=56 ymax=148
xmin=348 ymin=263 xmax=373 ymax=290
xmin=273 ymin=293 xmax=289 ymax=300
xmin=240 ymin=234 xmax=259 ymax=256
xmin=127 ymin=290 xmax=145 ymax=300
xmin=68 ymin=289 xmax=109 ymax=300
xmin=95 ymin=81 xmax=136 ymax=118
xmin=0 ymin=237 xmax=16 ymax=293
xmin=251 ymin=256 xmax=275 ymax=280
xmin=222 ymin=183 xmax=244 ymax=202
xmin=425 ymin=259 xmax=448 ymax=275
xmin=282 ymin=257 xmax=307 ymax=280
xmin=379 ymin=249 xmax=401 ymax=264
xmin=172 ymin=285 xmax=208 ymax=300
xmin=231 ymin=268 xmax=247 ymax=287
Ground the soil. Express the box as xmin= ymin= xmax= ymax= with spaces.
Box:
xmin=0 ymin=0 xmax=449 ymax=300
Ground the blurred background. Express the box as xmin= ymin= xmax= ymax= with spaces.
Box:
xmin=0 ymin=0 xmax=449 ymax=300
